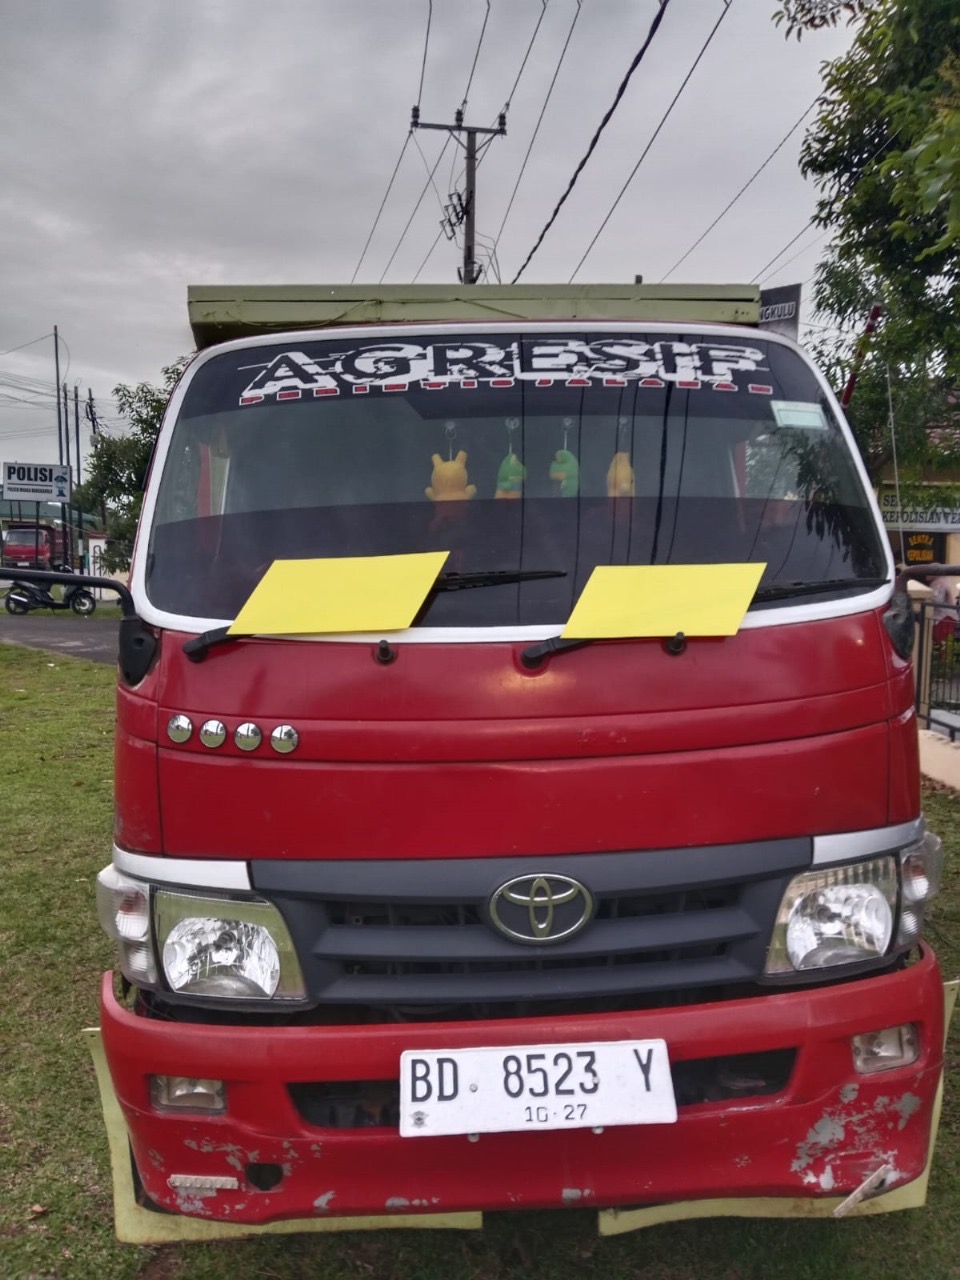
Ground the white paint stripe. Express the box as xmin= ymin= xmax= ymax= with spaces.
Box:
xmin=113 ymin=846 xmax=251 ymax=891
xmin=812 ymin=819 xmax=924 ymax=866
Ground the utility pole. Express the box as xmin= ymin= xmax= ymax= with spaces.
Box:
xmin=74 ymin=384 xmax=84 ymax=567
xmin=62 ymin=381 xmax=73 ymax=566
xmin=54 ymin=327 xmax=66 ymax=555
xmin=411 ymin=106 xmax=505 ymax=284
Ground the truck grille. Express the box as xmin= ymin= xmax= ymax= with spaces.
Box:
xmin=251 ymin=838 xmax=809 ymax=1014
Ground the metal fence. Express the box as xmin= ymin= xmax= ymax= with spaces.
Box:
xmin=914 ymin=599 xmax=960 ymax=737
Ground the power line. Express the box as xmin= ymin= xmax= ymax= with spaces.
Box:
xmin=502 ymin=1 xmax=549 ymax=113
xmin=416 ymin=0 xmax=432 ymax=109
xmin=0 ymin=332 xmax=54 ymax=360
xmin=460 ymin=1 xmax=491 ymax=112
xmin=760 ymin=228 xmax=826 ymax=283
xmin=412 ymin=226 xmax=446 ymax=283
xmin=351 ymin=2 xmax=438 ymax=284
xmin=492 ymin=0 xmax=582 ymax=258
xmin=350 ymin=133 xmax=414 ymax=283
xmin=749 ymin=121 xmax=907 ymax=287
xmin=570 ymin=0 xmax=731 ymax=281
xmin=751 ymin=220 xmax=815 ymax=283
xmin=660 ymin=96 xmax=817 ymax=282
xmin=412 ymin=130 xmax=447 ymax=216
xmin=511 ymin=0 xmax=674 ymax=284
xmin=378 ymin=136 xmax=453 ymax=283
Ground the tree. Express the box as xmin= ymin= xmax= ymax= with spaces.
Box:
xmin=75 ymin=356 xmax=189 ymax=572
xmin=906 ymin=51 xmax=960 ymax=254
xmin=774 ymin=2 xmax=960 ymax=490
xmin=774 ymin=1 xmax=874 ymax=37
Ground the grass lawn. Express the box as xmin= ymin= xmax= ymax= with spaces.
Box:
xmin=1 ymin=642 xmax=958 ymax=1280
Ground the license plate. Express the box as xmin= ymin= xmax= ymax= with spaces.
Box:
xmin=399 ymin=1039 xmax=676 ymax=1137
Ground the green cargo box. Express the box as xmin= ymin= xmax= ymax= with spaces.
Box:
xmin=187 ymin=283 xmax=761 ymax=349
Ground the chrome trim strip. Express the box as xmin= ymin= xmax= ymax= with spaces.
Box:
xmin=812 ymin=819 xmax=924 ymax=866
xmin=113 ymin=846 xmax=251 ymax=891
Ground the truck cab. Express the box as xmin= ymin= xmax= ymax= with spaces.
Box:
xmin=93 ymin=284 xmax=948 ymax=1230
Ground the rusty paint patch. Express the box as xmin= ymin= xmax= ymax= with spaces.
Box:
xmin=170 ymin=1190 xmax=215 ymax=1216
xmin=792 ymin=1116 xmax=845 ymax=1172
xmin=893 ymin=1093 xmax=921 ymax=1130
xmin=182 ymin=1138 xmax=254 ymax=1174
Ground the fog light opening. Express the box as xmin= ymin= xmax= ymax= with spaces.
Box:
xmin=851 ymin=1024 xmax=919 ymax=1074
xmin=151 ymin=1075 xmax=227 ymax=1112
xmin=247 ymin=1162 xmax=284 ymax=1191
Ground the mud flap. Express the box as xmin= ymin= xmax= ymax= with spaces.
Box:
xmin=83 ymin=1028 xmax=482 ymax=1244
xmin=598 ymin=979 xmax=958 ymax=1236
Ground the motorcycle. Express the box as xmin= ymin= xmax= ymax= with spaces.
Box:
xmin=4 ymin=568 xmax=97 ymax=617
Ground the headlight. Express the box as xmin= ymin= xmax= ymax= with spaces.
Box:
xmin=765 ymin=857 xmax=897 ymax=975
xmin=95 ymin=865 xmax=306 ymax=1003
xmin=154 ymin=889 xmax=306 ymax=1001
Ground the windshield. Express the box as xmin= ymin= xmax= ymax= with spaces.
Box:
xmin=145 ymin=330 xmax=886 ymax=627
xmin=4 ymin=529 xmax=49 ymax=549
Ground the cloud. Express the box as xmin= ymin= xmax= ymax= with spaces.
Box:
xmin=0 ymin=0 xmax=855 ymax=464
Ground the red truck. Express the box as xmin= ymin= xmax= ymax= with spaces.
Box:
xmin=87 ymin=283 xmax=950 ymax=1235
xmin=1 ymin=522 xmax=68 ymax=570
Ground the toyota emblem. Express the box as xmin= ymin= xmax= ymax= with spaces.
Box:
xmin=488 ymin=874 xmax=594 ymax=945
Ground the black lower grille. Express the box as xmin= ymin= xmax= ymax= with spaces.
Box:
xmin=288 ymin=1049 xmax=798 ymax=1129
xmin=252 ymin=839 xmax=809 ymax=1013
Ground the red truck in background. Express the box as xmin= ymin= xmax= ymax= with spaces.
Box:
xmin=71 ymin=283 xmax=953 ymax=1236
xmin=1 ymin=522 xmax=68 ymax=570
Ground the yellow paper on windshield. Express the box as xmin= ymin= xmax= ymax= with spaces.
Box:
xmin=561 ymin=563 xmax=766 ymax=639
xmin=228 ymin=552 xmax=450 ymax=636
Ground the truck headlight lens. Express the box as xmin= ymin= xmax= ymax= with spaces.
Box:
xmin=154 ymin=889 xmax=305 ymax=1001
xmin=765 ymin=857 xmax=896 ymax=974
xmin=96 ymin=865 xmax=158 ymax=984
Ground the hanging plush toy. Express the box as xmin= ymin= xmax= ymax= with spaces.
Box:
xmin=549 ymin=417 xmax=580 ymax=497
xmin=495 ymin=418 xmax=526 ymax=499
xmin=549 ymin=450 xmax=580 ymax=496
xmin=495 ymin=452 xmax=526 ymax=498
xmin=426 ymin=450 xmax=476 ymax=500
xmin=607 ymin=451 xmax=635 ymax=497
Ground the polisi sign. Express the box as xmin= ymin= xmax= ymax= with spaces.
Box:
xmin=2 ymin=461 xmax=71 ymax=502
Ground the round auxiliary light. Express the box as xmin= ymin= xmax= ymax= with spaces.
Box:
xmin=271 ymin=724 xmax=299 ymax=754
xmin=234 ymin=722 xmax=262 ymax=752
xmin=199 ymin=719 xmax=227 ymax=749
xmin=167 ymin=714 xmax=193 ymax=744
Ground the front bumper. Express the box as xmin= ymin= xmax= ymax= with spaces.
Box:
xmin=95 ymin=948 xmax=951 ymax=1231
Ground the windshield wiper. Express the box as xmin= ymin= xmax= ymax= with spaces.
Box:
xmin=521 ymin=576 xmax=892 ymax=669
xmin=752 ymin=576 xmax=890 ymax=603
xmin=183 ymin=569 xmax=567 ymax=662
xmin=432 ymin=569 xmax=566 ymax=592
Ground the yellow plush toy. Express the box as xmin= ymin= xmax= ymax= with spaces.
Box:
xmin=426 ymin=450 xmax=477 ymax=501
xmin=607 ymin=451 xmax=635 ymax=498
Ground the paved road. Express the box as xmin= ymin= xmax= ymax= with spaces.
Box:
xmin=0 ymin=611 xmax=120 ymax=664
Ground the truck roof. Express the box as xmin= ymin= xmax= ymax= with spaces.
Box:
xmin=187 ymin=283 xmax=761 ymax=350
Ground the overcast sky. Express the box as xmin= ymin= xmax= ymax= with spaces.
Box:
xmin=0 ymin=0 xmax=856 ymax=470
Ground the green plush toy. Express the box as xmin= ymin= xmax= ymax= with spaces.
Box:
xmin=549 ymin=448 xmax=580 ymax=497
xmin=495 ymin=452 xmax=526 ymax=499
